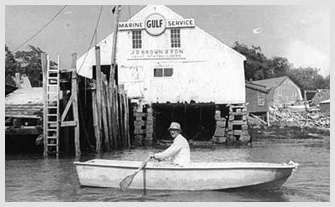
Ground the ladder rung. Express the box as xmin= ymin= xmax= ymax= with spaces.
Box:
xmin=47 ymin=106 xmax=58 ymax=109
xmin=47 ymin=136 xmax=58 ymax=139
xmin=47 ymin=144 xmax=59 ymax=147
xmin=47 ymin=129 xmax=58 ymax=131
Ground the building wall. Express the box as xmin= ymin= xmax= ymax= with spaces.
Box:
xmin=77 ymin=5 xmax=246 ymax=105
xmin=246 ymin=87 xmax=268 ymax=113
xmin=320 ymin=102 xmax=330 ymax=114
xmin=271 ymin=78 xmax=303 ymax=107
xmin=312 ymin=89 xmax=330 ymax=105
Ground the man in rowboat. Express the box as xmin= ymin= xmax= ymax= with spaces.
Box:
xmin=151 ymin=122 xmax=190 ymax=167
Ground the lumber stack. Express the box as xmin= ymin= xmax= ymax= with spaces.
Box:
xmin=226 ymin=104 xmax=250 ymax=143
xmin=133 ymin=107 xmax=154 ymax=146
xmin=212 ymin=110 xmax=226 ymax=144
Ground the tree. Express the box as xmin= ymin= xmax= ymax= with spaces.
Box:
xmin=233 ymin=42 xmax=269 ymax=81
xmin=5 ymin=45 xmax=18 ymax=86
xmin=266 ymin=56 xmax=292 ymax=79
xmin=14 ymin=45 xmax=57 ymax=87
xmin=287 ymin=67 xmax=328 ymax=92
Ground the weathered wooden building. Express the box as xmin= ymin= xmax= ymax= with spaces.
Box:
xmin=319 ymin=99 xmax=330 ymax=114
xmin=77 ymin=5 xmax=249 ymax=145
xmin=252 ymin=76 xmax=303 ymax=108
xmin=312 ymin=89 xmax=330 ymax=106
xmin=5 ymin=87 xmax=44 ymax=153
xmin=245 ymin=81 xmax=270 ymax=124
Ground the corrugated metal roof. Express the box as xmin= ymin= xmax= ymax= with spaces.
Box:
xmin=252 ymin=76 xmax=288 ymax=89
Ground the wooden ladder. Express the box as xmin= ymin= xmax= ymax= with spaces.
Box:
xmin=43 ymin=55 xmax=60 ymax=156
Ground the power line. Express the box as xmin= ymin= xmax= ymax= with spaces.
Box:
xmin=13 ymin=5 xmax=68 ymax=52
xmin=77 ymin=5 xmax=104 ymax=73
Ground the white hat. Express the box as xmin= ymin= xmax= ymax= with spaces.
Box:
xmin=168 ymin=122 xmax=182 ymax=131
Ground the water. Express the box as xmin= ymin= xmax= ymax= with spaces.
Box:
xmin=5 ymin=136 xmax=330 ymax=202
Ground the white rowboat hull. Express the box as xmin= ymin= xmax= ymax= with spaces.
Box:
xmin=74 ymin=159 xmax=298 ymax=191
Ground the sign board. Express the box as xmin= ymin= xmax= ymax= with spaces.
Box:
xmin=145 ymin=13 xmax=167 ymax=36
xmin=118 ymin=13 xmax=195 ymax=35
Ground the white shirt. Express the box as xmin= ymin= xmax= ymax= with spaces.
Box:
xmin=154 ymin=134 xmax=190 ymax=167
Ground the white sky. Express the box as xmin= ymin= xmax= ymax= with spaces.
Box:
xmin=4 ymin=2 xmax=331 ymax=77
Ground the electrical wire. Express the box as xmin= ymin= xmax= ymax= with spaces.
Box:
xmin=77 ymin=5 xmax=104 ymax=74
xmin=13 ymin=5 xmax=68 ymax=52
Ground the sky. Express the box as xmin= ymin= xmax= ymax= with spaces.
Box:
xmin=5 ymin=3 xmax=331 ymax=77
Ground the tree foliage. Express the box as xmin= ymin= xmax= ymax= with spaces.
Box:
xmin=287 ymin=67 xmax=329 ymax=91
xmin=5 ymin=45 xmax=18 ymax=86
xmin=233 ymin=41 xmax=329 ymax=91
xmin=5 ymin=45 xmax=57 ymax=87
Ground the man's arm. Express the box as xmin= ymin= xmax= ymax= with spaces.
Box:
xmin=154 ymin=142 xmax=181 ymax=159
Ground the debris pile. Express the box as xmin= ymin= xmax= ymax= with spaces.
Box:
xmin=268 ymin=107 xmax=330 ymax=130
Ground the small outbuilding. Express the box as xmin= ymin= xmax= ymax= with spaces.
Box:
xmin=5 ymin=87 xmax=43 ymax=134
xmin=252 ymin=76 xmax=303 ymax=108
xmin=319 ymin=99 xmax=330 ymax=114
xmin=245 ymin=81 xmax=270 ymax=124
xmin=312 ymin=89 xmax=330 ymax=106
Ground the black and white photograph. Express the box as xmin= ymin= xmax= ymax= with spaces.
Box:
xmin=4 ymin=1 xmax=331 ymax=203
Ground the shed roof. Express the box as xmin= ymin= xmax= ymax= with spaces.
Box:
xmin=245 ymin=82 xmax=269 ymax=93
xmin=319 ymin=99 xmax=330 ymax=104
xmin=312 ymin=89 xmax=330 ymax=102
xmin=5 ymin=88 xmax=44 ymax=118
xmin=252 ymin=76 xmax=288 ymax=89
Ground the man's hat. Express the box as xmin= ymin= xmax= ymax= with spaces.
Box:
xmin=168 ymin=122 xmax=182 ymax=131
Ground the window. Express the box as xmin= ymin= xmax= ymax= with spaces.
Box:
xmin=154 ymin=68 xmax=173 ymax=77
xmin=171 ymin=29 xmax=181 ymax=48
xmin=257 ymin=92 xmax=265 ymax=106
xmin=132 ymin=30 xmax=142 ymax=49
xmin=277 ymin=90 xmax=282 ymax=96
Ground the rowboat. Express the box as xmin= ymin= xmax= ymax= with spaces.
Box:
xmin=74 ymin=159 xmax=299 ymax=191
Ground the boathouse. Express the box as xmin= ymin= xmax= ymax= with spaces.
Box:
xmin=77 ymin=5 xmax=248 ymax=145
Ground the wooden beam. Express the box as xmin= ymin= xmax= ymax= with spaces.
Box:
xmin=60 ymin=95 xmax=74 ymax=122
xmin=41 ymin=53 xmax=48 ymax=157
xmin=101 ymin=74 xmax=110 ymax=151
xmin=60 ymin=121 xmax=77 ymax=127
xmin=95 ymin=46 xmax=102 ymax=153
xmin=71 ymin=53 xmax=81 ymax=156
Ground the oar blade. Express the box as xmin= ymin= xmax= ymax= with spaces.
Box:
xmin=119 ymin=174 xmax=135 ymax=191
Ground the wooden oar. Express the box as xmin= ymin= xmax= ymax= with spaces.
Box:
xmin=119 ymin=156 xmax=152 ymax=191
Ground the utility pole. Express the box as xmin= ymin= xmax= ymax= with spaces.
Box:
xmin=109 ymin=5 xmax=121 ymax=149
xmin=109 ymin=5 xmax=121 ymax=85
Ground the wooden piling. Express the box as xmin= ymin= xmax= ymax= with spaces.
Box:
xmin=71 ymin=53 xmax=81 ymax=156
xmin=41 ymin=53 xmax=48 ymax=157
xmin=94 ymin=46 xmax=102 ymax=153
xmin=101 ymin=74 xmax=110 ymax=151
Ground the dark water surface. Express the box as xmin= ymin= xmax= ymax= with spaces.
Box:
xmin=5 ymin=137 xmax=330 ymax=202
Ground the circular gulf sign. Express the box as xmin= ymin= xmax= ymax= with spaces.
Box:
xmin=145 ymin=13 xmax=166 ymax=36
